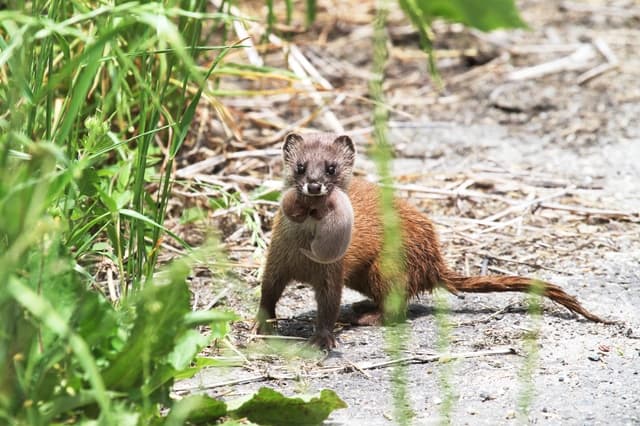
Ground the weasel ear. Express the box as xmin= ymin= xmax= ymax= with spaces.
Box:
xmin=334 ymin=135 xmax=355 ymax=167
xmin=333 ymin=135 xmax=355 ymax=155
xmin=283 ymin=133 xmax=304 ymax=163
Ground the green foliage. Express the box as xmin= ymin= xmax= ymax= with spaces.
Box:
xmin=370 ymin=1 xmax=413 ymax=425
xmin=433 ymin=291 xmax=455 ymax=425
xmin=3 ymin=248 xmax=237 ymax=424
xmin=0 ymin=0 xmax=347 ymax=423
xmin=518 ymin=279 xmax=544 ymax=422
xmin=167 ymin=387 xmax=347 ymax=425
xmin=398 ymin=0 xmax=526 ymax=78
xmin=1 ymin=1 xmax=242 ymax=424
xmin=404 ymin=0 xmax=526 ymax=31
xmin=0 ymin=0 xmax=230 ymax=292
xmin=227 ymin=387 xmax=347 ymax=425
xmin=264 ymin=0 xmax=318 ymax=32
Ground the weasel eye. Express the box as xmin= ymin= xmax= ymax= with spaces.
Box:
xmin=326 ymin=164 xmax=336 ymax=176
xmin=296 ymin=163 xmax=306 ymax=175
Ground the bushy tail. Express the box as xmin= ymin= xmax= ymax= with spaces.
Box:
xmin=442 ymin=272 xmax=609 ymax=323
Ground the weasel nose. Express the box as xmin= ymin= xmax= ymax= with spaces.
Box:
xmin=307 ymin=182 xmax=322 ymax=195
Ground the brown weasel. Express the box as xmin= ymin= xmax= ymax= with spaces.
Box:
xmin=281 ymin=186 xmax=354 ymax=264
xmin=256 ymin=133 xmax=608 ymax=349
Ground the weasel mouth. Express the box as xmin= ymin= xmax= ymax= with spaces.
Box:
xmin=302 ymin=183 xmax=328 ymax=196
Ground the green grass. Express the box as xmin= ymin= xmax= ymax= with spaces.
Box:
xmin=518 ymin=280 xmax=544 ymax=422
xmin=370 ymin=1 xmax=414 ymax=424
xmin=0 ymin=1 xmax=243 ymax=423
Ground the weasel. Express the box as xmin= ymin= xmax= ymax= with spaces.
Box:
xmin=281 ymin=186 xmax=354 ymax=264
xmin=256 ymin=132 xmax=609 ymax=349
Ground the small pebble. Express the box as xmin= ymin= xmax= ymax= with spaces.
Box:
xmin=588 ymin=354 xmax=601 ymax=362
xmin=479 ymin=392 xmax=494 ymax=402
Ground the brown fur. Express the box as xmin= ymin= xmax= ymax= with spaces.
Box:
xmin=256 ymin=134 xmax=609 ymax=349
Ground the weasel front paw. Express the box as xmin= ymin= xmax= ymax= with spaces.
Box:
xmin=308 ymin=330 xmax=337 ymax=349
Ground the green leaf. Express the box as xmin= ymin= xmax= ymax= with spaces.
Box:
xmin=173 ymin=356 xmax=244 ymax=380
xmin=228 ymin=388 xmax=347 ymax=426
xmin=165 ymin=395 xmax=227 ymax=426
xmin=411 ymin=0 xmax=526 ymax=31
xmin=99 ymin=188 xmax=118 ymax=213
xmin=166 ymin=330 xmax=211 ymax=371
xmin=119 ymin=208 xmax=189 ymax=249
xmin=184 ymin=309 xmax=238 ymax=326
xmin=251 ymin=186 xmax=280 ymax=202
xmin=180 ymin=206 xmax=206 ymax=224
xmin=54 ymin=35 xmax=105 ymax=146
xmin=6 ymin=277 xmax=113 ymax=422
xmin=306 ymin=0 xmax=317 ymax=27
xmin=102 ymin=263 xmax=192 ymax=389
xmin=78 ymin=167 xmax=99 ymax=196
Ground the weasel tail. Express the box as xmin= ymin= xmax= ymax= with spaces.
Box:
xmin=440 ymin=271 xmax=609 ymax=323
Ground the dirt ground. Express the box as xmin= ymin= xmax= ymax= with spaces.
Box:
xmin=173 ymin=0 xmax=640 ymax=424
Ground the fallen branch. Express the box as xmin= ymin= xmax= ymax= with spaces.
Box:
xmin=252 ymin=334 xmax=308 ymax=341
xmin=538 ymin=202 xmax=639 ymax=221
xmin=560 ymin=1 xmax=640 ymax=18
xmin=356 ymin=347 xmax=516 ymax=370
xmin=478 ymin=252 xmax=573 ymax=275
xmin=210 ymin=0 xmax=344 ymax=134
xmin=175 ymin=148 xmax=280 ymax=179
xmin=508 ymin=44 xmax=596 ymax=81
xmin=577 ymin=38 xmax=619 ymax=85
xmin=174 ymin=347 xmax=516 ymax=392
xmin=390 ymin=183 xmax=516 ymax=204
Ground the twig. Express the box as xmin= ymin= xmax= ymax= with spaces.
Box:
xmin=174 ymin=347 xmax=516 ymax=392
xmin=509 ymin=43 xmax=585 ymax=55
xmin=433 ymin=216 xmax=541 ymax=233
xmin=232 ymin=18 xmax=263 ymax=67
xmin=577 ymin=63 xmax=617 ymax=86
xmin=224 ymin=336 xmax=250 ymax=364
xmin=482 ymin=188 xmax=570 ymax=224
xmin=262 ymin=94 xmax=347 ymax=145
xmin=453 ymin=188 xmax=569 ymax=234
xmin=192 ymin=292 xmax=199 ymax=311
xmin=482 ymin=264 xmax=519 ymax=276
xmin=175 ymin=374 xmax=269 ymax=392
xmin=474 ymin=216 xmax=525 ymax=236
xmin=203 ymin=288 xmax=230 ymax=311
xmin=210 ymin=0 xmax=344 ymax=133
xmin=560 ymin=1 xmax=640 ymax=18
xmin=390 ymin=183 xmax=516 ymax=204
xmin=175 ymin=148 xmax=280 ymax=179
xmin=507 ymin=44 xmax=596 ymax=81
xmin=479 ymin=252 xmax=572 ymax=275
xmin=252 ymin=334 xmax=308 ymax=341
xmin=344 ymin=358 xmax=373 ymax=379
xmin=577 ymin=38 xmax=619 ymax=85
xmin=106 ymin=266 xmax=118 ymax=302
xmin=593 ymin=38 xmax=619 ymax=65
xmin=538 ymin=202 xmax=639 ymax=221
xmin=456 ymin=302 xmax=520 ymax=326
xmin=355 ymin=347 xmax=516 ymax=370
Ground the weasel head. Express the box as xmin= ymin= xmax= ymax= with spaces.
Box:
xmin=282 ymin=133 xmax=356 ymax=197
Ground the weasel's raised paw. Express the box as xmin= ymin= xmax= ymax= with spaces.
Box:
xmin=353 ymin=310 xmax=383 ymax=326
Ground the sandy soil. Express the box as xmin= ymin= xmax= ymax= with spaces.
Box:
xmin=174 ymin=0 xmax=640 ymax=424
